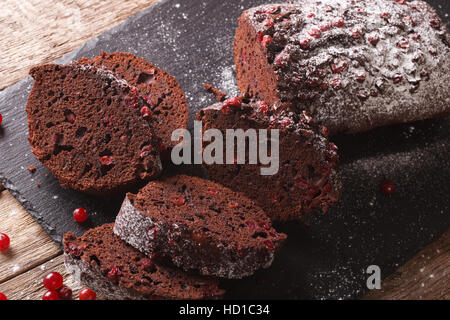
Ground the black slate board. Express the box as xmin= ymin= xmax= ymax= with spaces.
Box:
xmin=0 ymin=0 xmax=449 ymax=299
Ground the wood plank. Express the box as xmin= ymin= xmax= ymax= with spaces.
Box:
xmin=364 ymin=229 xmax=450 ymax=300
xmin=0 ymin=254 xmax=87 ymax=300
xmin=0 ymin=191 xmax=61 ymax=283
xmin=0 ymin=0 xmax=158 ymax=91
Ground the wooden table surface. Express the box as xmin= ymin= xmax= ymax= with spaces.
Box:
xmin=0 ymin=0 xmax=448 ymax=300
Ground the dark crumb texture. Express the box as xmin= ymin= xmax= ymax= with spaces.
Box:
xmin=114 ymin=175 xmax=286 ymax=279
xmin=27 ymin=63 xmax=162 ymax=195
xmin=196 ymin=98 xmax=341 ymax=222
xmin=78 ymin=52 xmax=189 ymax=153
xmin=234 ymin=0 xmax=450 ymax=134
xmin=63 ymin=224 xmax=224 ymax=300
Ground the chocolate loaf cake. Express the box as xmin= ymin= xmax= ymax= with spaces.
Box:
xmin=114 ymin=175 xmax=287 ymax=279
xmin=78 ymin=52 xmax=189 ymax=153
xmin=196 ymin=98 xmax=341 ymax=221
xmin=234 ymin=0 xmax=450 ymax=134
xmin=27 ymin=63 xmax=162 ymax=195
xmin=63 ymin=224 xmax=224 ymax=300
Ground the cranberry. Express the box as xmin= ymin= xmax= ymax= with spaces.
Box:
xmin=0 ymin=113 xmax=2 ymax=126
xmin=229 ymin=200 xmax=239 ymax=209
xmin=224 ymin=97 xmax=242 ymax=109
xmin=257 ymin=101 xmax=270 ymax=115
xmin=322 ymin=126 xmax=329 ymax=137
xmin=395 ymin=0 xmax=406 ymax=4
xmin=107 ymin=265 xmax=122 ymax=284
xmin=380 ymin=12 xmax=391 ymax=20
xmin=0 ymin=233 xmax=10 ymax=251
xmin=73 ymin=208 xmax=88 ymax=223
xmin=130 ymin=86 xmax=138 ymax=96
xmin=420 ymin=70 xmax=430 ymax=80
xmin=330 ymin=59 xmax=347 ymax=73
xmin=43 ymin=272 xmax=63 ymax=291
xmin=207 ymin=187 xmax=218 ymax=195
xmin=331 ymin=18 xmax=344 ymax=27
xmin=429 ymin=19 xmax=441 ymax=29
xmin=264 ymin=7 xmax=279 ymax=14
xmin=397 ymin=39 xmax=409 ymax=49
xmin=329 ymin=143 xmax=338 ymax=152
xmin=140 ymin=145 xmax=153 ymax=158
xmin=308 ymin=27 xmax=322 ymax=38
xmin=323 ymin=184 xmax=332 ymax=192
xmin=381 ymin=181 xmax=395 ymax=195
xmin=79 ymin=288 xmax=96 ymax=300
xmin=264 ymin=18 xmax=274 ymax=27
xmin=357 ymin=90 xmax=370 ymax=101
xmin=319 ymin=23 xmax=331 ymax=31
xmin=99 ymin=155 xmax=114 ymax=166
xmin=281 ymin=119 xmax=291 ymax=127
xmin=354 ymin=71 xmax=366 ymax=82
xmin=0 ymin=292 xmax=7 ymax=300
xmin=66 ymin=243 xmax=82 ymax=257
xmin=140 ymin=106 xmax=152 ymax=120
xmin=330 ymin=78 xmax=342 ymax=89
xmin=351 ymin=28 xmax=361 ymax=39
xmin=42 ymin=291 xmax=59 ymax=300
xmin=172 ymin=197 xmax=185 ymax=206
xmin=368 ymin=35 xmax=380 ymax=46
xmin=264 ymin=240 xmax=275 ymax=251
xmin=274 ymin=53 xmax=289 ymax=67
xmin=300 ymin=37 xmax=311 ymax=49
xmin=56 ymin=286 xmax=72 ymax=300
xmin=262 ymin=35 xmax=272 ymax=47
xmin=307 ymin=13 xmax=315 ymax=18
xmin=393 ymin=74 xmax=403 ymax=84
xmin=256 ymin=31 xmax=264 ymax=43
xmin=141 ymin=258 xmax=154 ymax=272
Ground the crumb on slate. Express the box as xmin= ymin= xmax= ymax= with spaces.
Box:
xmin=27 ymin=166 xmax=36 ymax=173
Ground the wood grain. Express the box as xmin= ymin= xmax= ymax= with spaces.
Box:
xmin=365 ymin=230 xmax=450 ymax=300
xmin=0 ymin=191 xmax=61 ymax=283
xmin=0 ymin=255 xmax=85 ymax=300
xmin=0 ymin=0 xmax=158 ymax=91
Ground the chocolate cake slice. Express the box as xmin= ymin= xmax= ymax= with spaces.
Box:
xmin=27 ymin=63 xmax=162 ymax=195
xmin=63 ymin=224 xmax=224 ymax=300
xmin=196 ymin=98 xmax=341 ymax=221
xmin=114 ymin=175 xmax=287 ymax=279
xmin=78 ymin=52 xmax=189 ymax=153
xmin=234 ymin=0 xmax=450 ymax=134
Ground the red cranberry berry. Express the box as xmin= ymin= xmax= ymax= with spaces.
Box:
xmin=368 ymin=34 xmax=380 ymax=46
xmin=332 ymin=18 xmax=344 ymax=28
xmin=0 ymin=113 xmax=3 ymax=126
xmin=262 ymin=35 xmax=272 ymax=47
xmin=357 ymin=90 xmax=370 ymax=101
xmin=381 ymin=181 xmax=395 ymax=195
xmin=429 ymin=19 xmax=441 ymax=29
xmin=308 ymin=27 xmax=322 ymax=38
xmin=79 ymin=288 xmax=96 ymax=300
xmin=393 ymin=74 xmax=403 ymax=84
xmin=264 ymin=240 xmax=275 ymax=251
xmin=73 ymin=207 xmax=88 ymax=223
xmin=307 ymin=13 xmax=315 ymax=18
xmin=274 ymin=53 xmax=289 ymax=67
xmin=256 ymin=31 xmax=264 ymax=43
xmin=99 ymin=155 xmax=114 ymax=166
xmin=264 ymin=18 xmax=274 ymax=27
xmin=397 ymin=39 xmax=409 ymax=49
xmin=330 ymin=78 xmax=342 ymax=89
xmin=330 ymin=58 xmax=348 ymax=73
xmin=380 ymin=12 xmax=391 ymax=20
xmin=140 ymin=106 xmax=152 ymax=120
xmin=354 ymin=71 xmax=366 ymax=82
xmin=229 ymin=200 xmax=239 ymax=209
xmin=0 ymin=292 xmax=7 ymax=300
xmin=172 ymin=197 xmax=186 ymax=206
xmin=257 ymin=101 xmax=270 ymax=115
xmin=320 ymin=23 xmax=331 ymax=31
xmin=43 ymin=272 xmax=64 ymax=291
xmin=300 ymin=37 xmax=311 ymax=49
xmin=323 ymin=184 xmax=332 ymax=192
xmin=329 ymin=143 xmax=338 ymax=152
xmin=56 ymin=286 xmax=73 ymax=300
xmin=107 ymin=265 xmax=122 ymax=284
xmin=395 ymin=0 xmax=406 ymax=4
xmin=224 ymin=97 xmax=242 ymax=109
xmin=281 ymin=118 xmax=291 ymax=127
xmin=322 ymin=126 xmax=329 ymax=137
xmin=0 ymin=233 xmax=10 ymax=251
xmin=351 ymin=28 xmax=361 ymax=39
xmin=264 ymin=7 xmax=279 ymax=14
xmin=43 ymin=291 xmax=59 ymax=300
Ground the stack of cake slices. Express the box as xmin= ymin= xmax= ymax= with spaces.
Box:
xmin=26 ymin=0 xmax=449 ymax=300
